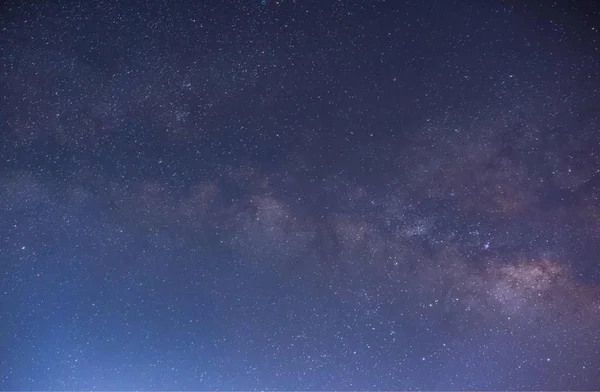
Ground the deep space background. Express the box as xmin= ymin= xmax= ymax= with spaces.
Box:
xmin=2 ymin=0 xmax=600 ymax=389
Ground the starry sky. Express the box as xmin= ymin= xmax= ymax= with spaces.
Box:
xmin=2 ymin=0 xmax=600 ymax=389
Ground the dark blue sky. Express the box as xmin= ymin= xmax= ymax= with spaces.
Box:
xmin=2 ymin=0 xmax=600 ymax=389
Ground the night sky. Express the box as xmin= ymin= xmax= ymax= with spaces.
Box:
xmin=2 ymin=0 xmax=600 ymax=389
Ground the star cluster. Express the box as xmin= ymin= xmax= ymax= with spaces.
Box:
xmin=2 ymin=0 xmax=600 ymax=389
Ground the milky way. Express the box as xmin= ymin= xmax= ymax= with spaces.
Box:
xmin=2 ymin=0 xmax=600 ymax=389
